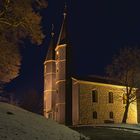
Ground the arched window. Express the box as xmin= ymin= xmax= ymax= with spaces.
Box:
xmin=109 ymin=112 xmax=114 ymax=119
xmin=56 ymin=51 xmax=59 ymax=60
xmin=108 ymin=92 xmax=113 ymax=103
xmin=93 ymin=111 xmax=97 ymax=119
xmin=56 ymin=107 xmax=58 ymax=112
xmin=56 ymin=89 xmax=59 ymax=94
xmin=92 ymin=90 xmax=98 ymax=102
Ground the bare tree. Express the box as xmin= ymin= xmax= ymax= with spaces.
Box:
xmin=106 ymin=47 xmax=140 ymax=123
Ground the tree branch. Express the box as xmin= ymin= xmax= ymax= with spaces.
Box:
xmin=0 ymin=19 xmax=27 ymax=29
xmin=0 ymin=11 xmax=5 ymax=17
xmin=130 ymin=97 xmax=137 ymax=103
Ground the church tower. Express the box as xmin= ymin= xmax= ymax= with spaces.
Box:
xmin=44 ymin=4 xmax=72 ymax=125
xmin=55 ymin=4 xmax=72 ymax=125
xmin=44 ymin=25 xmax=56 ymax=119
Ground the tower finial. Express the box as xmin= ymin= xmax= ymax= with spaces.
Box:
xmin=63 ymin=2 xmax=67 ymax=16
xmin=51 ymin=24 xmax=54 ymax=37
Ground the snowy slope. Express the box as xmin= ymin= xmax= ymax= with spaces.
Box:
xmin=0 ymin=102 xmax=88 ymax=140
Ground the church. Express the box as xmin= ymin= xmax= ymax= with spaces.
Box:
xmin=43 ymin=5 xmax=138 ymax=125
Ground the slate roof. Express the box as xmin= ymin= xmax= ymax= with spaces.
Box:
xmin=45 ymin=33 xmax=55 ymax=61
xmin=73 ymin=75 xmax=123 ymax=86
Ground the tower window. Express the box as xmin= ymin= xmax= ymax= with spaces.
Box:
xmin=109 ymin=112 xmax=114 ymax=119
xmin=93 ymin=111 xmax=97 ymax=119
xmin=56 ymin=51 xmax=59 ymax=55
xmin=56 ymin=51 xmax=59 ymax=60
xmin=56 ymin=89 xmax=58 ymax=94
xmin=92 ymin=90 xmax=98 ymax=102
xmin=108 ymin=92 xmax=113 ymax=103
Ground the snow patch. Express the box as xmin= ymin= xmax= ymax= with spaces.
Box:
xmin=110 ymin=128 xmax=140 ymax=134
xmin=0 ymin=102 xmax=88 ymax=140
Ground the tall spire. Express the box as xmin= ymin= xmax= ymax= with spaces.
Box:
xmin=57 ymin=3 xmax=68 ymax=45
xmin=46 ymin=24 xmax=55 ymax=60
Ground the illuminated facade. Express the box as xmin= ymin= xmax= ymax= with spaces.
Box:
xmin=72 ymin=78 xmax=137 ymax=125
xmin=44 ymin=6 xmax=138 ymax=125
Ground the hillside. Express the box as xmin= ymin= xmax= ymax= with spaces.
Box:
xmin=0 ymin=102 xmax=88 ymax=140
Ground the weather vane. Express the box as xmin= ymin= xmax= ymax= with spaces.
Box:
xmin=63 ymin=2 xmax=67 ymax=16
xmin=51 ymin=24 xmax=54 ymax=37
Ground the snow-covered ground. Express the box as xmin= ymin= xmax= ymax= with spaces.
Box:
xmin=0 ymin=102 xmax=88 ymax=140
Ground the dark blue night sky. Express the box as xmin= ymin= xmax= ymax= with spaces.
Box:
xmin=43 ymin=0 xmax=140 ymax=75
xmin=8 ymin=0 xmax=140 ymax=96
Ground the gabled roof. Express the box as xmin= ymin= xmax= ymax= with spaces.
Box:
xmin=73 ymin=75 xmax=124 ymax=87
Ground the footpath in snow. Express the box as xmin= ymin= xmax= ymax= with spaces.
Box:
xmin=96 ymin=124 xmax=140 ymax=131
xmin=76 ymin=123 xmax=140 ymax=135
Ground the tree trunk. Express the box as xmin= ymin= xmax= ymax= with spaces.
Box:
xmin=122 ymin=103 xmax=130 ymax=123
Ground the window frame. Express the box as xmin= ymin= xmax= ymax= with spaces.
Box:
xmin=108 ymin=92 xmax=113 ymax=103
xmin=93 ymin=111 xmax=97 ymax=119
xmin=56 ymin=51 xmax=59 ymax=60
xmin=109 ymin=111 xmax=114 ymax=119
xmin=92 ymin=90 xmax=98 ymax=103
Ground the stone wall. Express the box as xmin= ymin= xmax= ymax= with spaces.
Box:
xmin=44 ymin=60 xmax=56 ymax=118
xmin=79 ymin=81 xmax=137 ymax=124
xmin=72 ymin=78 xmax=80 ymax=125
xmin=55 ymin=44 xmax=66 ymax=124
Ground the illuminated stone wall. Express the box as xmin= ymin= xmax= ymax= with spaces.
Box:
xmin=78 ymin=81 xmax=137 ymax=124
xmin=44 ymin=60 xmax=56 ymax=118
xmin=55 ymin=44 xmax=66 ymax=124
xmin=72 ymin=78 xmax=79 ymax=125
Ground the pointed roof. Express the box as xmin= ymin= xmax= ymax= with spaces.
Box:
xmin=45 ymin=25 xmax=55 ymax=61
xmin=57 ymin=4 xmax=68 ymax=45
